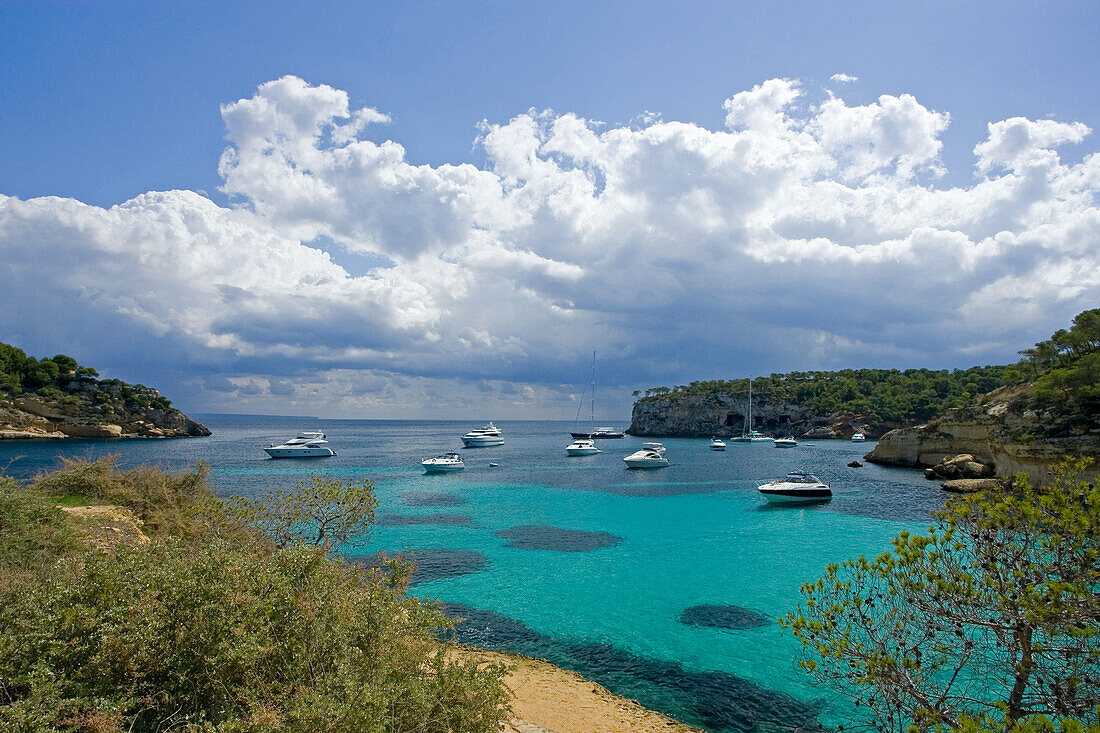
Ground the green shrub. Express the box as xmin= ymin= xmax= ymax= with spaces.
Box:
xmin=1 ymin=461 xmax=510 ymax=732
xmin=783 ymin=459 xmax=1100 ymax=732
xmin=0 ymin=477 xmax=80 ymax=587
xmin=30 ymin=456 xmax=220 ymax=541
xmin=0 ymin=539 xmax=508 ymax=732
xmin=35 ymin=386 xmax=64 ymax=402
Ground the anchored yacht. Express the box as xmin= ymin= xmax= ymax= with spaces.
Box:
xmin=422 ymin=452 xmax=466 ymax=473
xmin=461 ymin=422 xmax=505 ymax=447
xmin=623 ymin=442 xmax=670 ymax=469
xmin=566 ymin=438 xmax=601 ymax=456
xmin=264 ymin=431 xmax=336 ymax=458
xmin=757 ymin=471 xmax=832 ymax=504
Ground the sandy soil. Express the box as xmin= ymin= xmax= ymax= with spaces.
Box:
xmin=59 ymin=504 xmax=150 ymax=551
xmin=451 ymin=645 xmax=702 ymax=733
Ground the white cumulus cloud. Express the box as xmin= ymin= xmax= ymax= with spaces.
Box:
xmin=1 ymin=76 xmax=1097 ymax=418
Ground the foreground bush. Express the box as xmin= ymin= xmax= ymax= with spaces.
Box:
xmin=783 ymin=459 xmax=1100 ymax=733
xmin=0 ymin=460 xmax=508 ymax=732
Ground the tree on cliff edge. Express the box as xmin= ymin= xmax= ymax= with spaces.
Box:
xmin=783 ymin=459 xmax=1100 ymax=733
xmin=1015 ymin=309 xmax=1100 ymax=422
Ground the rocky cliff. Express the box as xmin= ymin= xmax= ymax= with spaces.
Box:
xmin=0 ymin=378 xmax=210 ymax=440
xmin=628 ymin=392 xmax=871 ymax=438
xmin=864 ymin=384 xmax=1100 ymax=482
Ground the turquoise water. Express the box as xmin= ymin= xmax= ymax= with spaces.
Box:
xmin=1 ymin=417 xmax=944 ymax=732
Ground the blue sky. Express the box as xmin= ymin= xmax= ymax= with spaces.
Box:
xmin=1 ymin=1 xmax=1098 ymax=418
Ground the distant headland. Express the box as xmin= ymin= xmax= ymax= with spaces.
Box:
xmin=628 ymin=309 xmax=1100 ymax=481
xmin=0 ymin=343 xmax=210 ymax=439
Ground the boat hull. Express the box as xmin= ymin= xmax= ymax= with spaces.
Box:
xmin=264 ymin=447 xmax=336 ymax=458
xmin=461 ymin=436 xmax=505 ymax=447
xmin=758 ymin=487 xmax=831 ymax=503
xmin=566 ymin=447 xmax=601 ymax=456
xmin=730 ymin=430 xmax=774 ymax=443
xmin=624 ymin=458 xmax=669 ymax=468
xmin=423 ymin=463 xmax=465 ymax=473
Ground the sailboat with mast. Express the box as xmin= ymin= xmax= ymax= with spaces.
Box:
xmin=729 ymin=378 xmax=773 ymax=443
xmin=570 ymin=351 xmax=624 ymax=439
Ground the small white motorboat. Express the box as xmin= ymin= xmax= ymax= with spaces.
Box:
xmin=623 ymin=442 xmax=670 ymax=469
xmin=757 ymin=471 xmax=832 ymax=503
xmin=264 ymin=431 xmax=336 ymax=458
xmin=851 ymin=431 xmax=867 ymax=442
xmin=774 ymin=435 xmax=798 ymax=448
xmin=422 ymin=452 xmax=466 ymax=473
xmin=566 ymin=438 xmax=601 ymax=456
xmin=709 ymin=437 xmax=726 ymax=451
xmin=462 ymin=422 xmax=505 ymax=447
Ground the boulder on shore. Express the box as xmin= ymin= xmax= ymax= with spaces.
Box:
xmin=941 ymin=478 xmax=1002 ymax=493
xmin=923 ymin=453 xmax=996 ymax=481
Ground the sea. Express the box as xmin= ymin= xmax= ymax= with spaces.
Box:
xmin=0 ymin=416 xmax=946 ymax=733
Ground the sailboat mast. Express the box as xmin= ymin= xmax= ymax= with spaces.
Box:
xmin=590 ymin=350 xmax=596 ymax=429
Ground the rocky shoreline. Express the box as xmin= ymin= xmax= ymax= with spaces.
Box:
xmin=1 ymin=388 xmax=210 ymax=440
xmin=864 ymin=384 xmax=1099 ymax=482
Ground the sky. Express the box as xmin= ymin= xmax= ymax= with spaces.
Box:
xmin=1 ymin=1 xmax=1098 ymax=420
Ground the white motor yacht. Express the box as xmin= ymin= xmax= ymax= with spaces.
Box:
xmin=851 ymin=431 xmax=867 ymax=442
xmin=422 ymin=452 xmax=466 ymax=473
xmin=757 ymin=471 xmax=832 ymax=503
xmin=264 ymin=431 xmax=336 ymax=458
xmin=774 ymin=435 xmax=798 ymax=448
xmin=461 ymin=422 xmax=505 ymax=447
xmin=623 ymin=442 xmax=670 ymax=469
xmin=566 ymin=438 xmax=601 ymax=456
xmin=709 ymin=437 xmax=726 ymax=451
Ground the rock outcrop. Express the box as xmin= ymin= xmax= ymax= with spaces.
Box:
xmin=941 ymin=478 xmax=1002 ymax=494
xmin=865 ymin=384 xmax=1100 ymax=482
xmin=628 ymin=392 xmax=869 ymax=438
xmin=923 ymin=454 xmax=996 ymax=481
xmin=1 ymin=381 xmax=209 ymax=440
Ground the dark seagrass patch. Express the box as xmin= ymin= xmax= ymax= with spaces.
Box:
xmin=494 ymin=525 xmax=622 ymax=551
xmin=679 ymin=604 xmax=770 ymax=630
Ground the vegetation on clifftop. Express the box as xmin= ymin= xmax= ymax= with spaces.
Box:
xmin=0 ymin=342 xmax=174 ymax=412
xmin=0 ymin=458 xmax=509 ymax=732
xmin=635 ymin=308 xmax=1100 ymax=434
xmin=1009 ymin=308 xmax=1100 ymax=436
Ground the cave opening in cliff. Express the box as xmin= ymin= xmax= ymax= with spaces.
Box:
xmin=724 ymin=413 xmax=742 ymax=427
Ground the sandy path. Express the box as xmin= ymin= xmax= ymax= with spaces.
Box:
xmin=451 ymin=646 xmax=703 ymax=733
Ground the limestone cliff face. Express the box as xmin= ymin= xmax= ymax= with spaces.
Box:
xmin=0 ymin=381 xmax=210 ymax=440
xmin=628 ymin=393 xmax=867 ymax=438
xmin=865 ymin=384 xmax=1100 ymax=482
